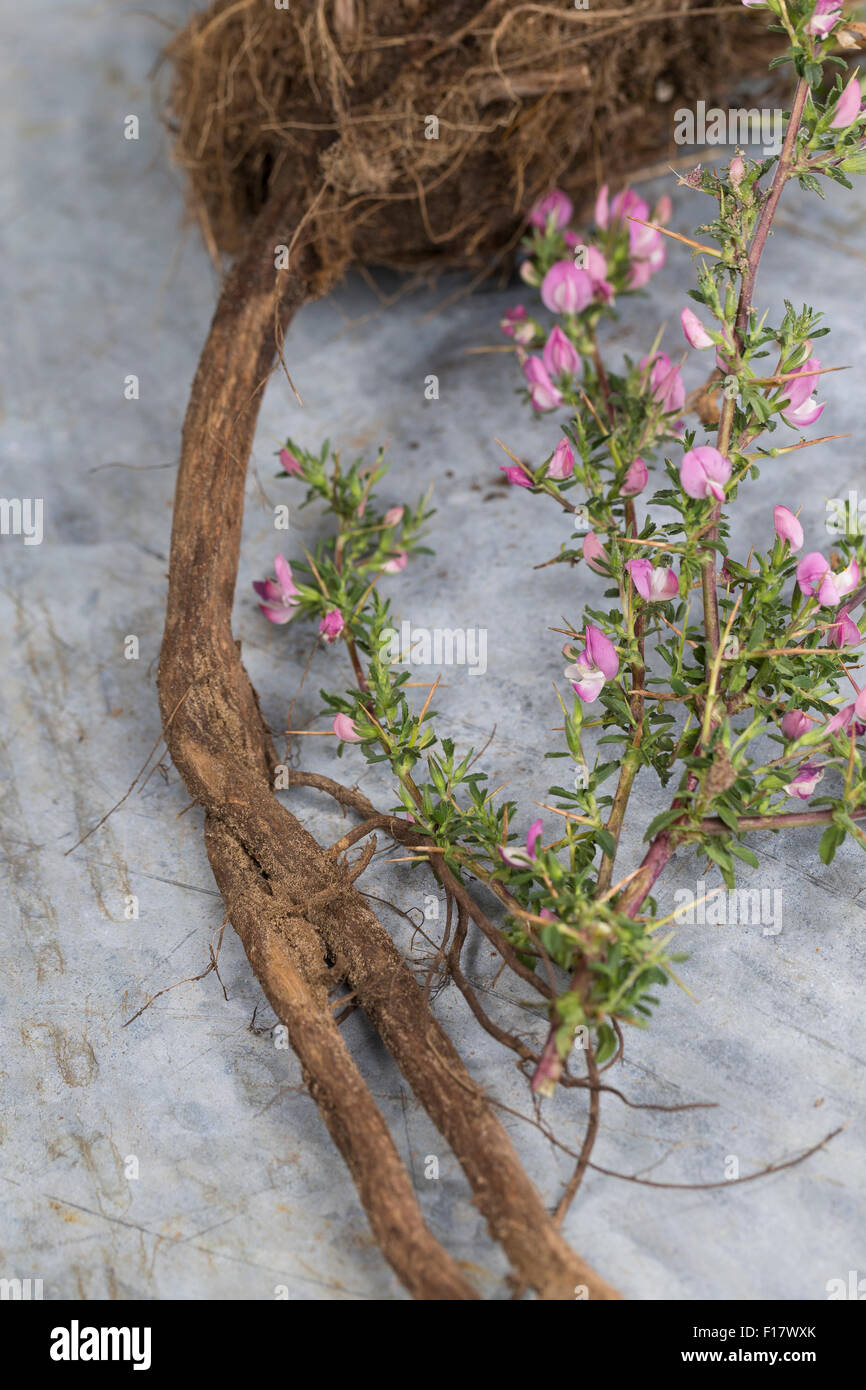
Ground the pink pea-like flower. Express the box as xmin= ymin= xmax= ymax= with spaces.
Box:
xmin=626 ymin=558 xmax=679 ymax=603
xmin=828 ymin=606 xmax=862 ymax=648
xmin=807 ymin=0 xmax=843 ymax=36
xmin=680 ymin=446 xmax=732 ymax=502
xmin=829 ymin=74 xmax=863 ymax=130
xmin=628 ymin=240 xmax=666 ymax=289
xmin=780 ymin=709 xmax=814 ymax=740
xmin=582 ymin=530 xmax=609 ymax=573
xmin=781 ymin=357 xmax=825 ymax=428
xmin=610 ymin=188 xmax=649 ymax=226
xmin=529 ymin=190 xmax=573 ymax=230
xmin=523 ymin=355 xmax=563 ymax=412
xmin=547 ymin=439 xmax=575 ymax=480
xmin=681 ymin=305 xmax=714 ymax=349
xmin=628 ymin=215 xmax=661 ymax=263
xmin=383 ymin=550 xmax=408 ymax=574
xmin=642 ymin=352 xmax=685 ymax=413
xmin=500 ymin=464 xmax=533 ymax=488
xmin=253 ymin=554 xmax=300 ymax=625
xmin=564 ymin=625 xmax=619 ymax=703
xmin=333 ymin=713 xmax=362 ymax=743
xmin=653 ymin=195 xmax=673 ymax=226
xmin=583 ymin=245 xmax=614 ymax=301
xmin=785 ymin=763 xmax=824 ymax=800
xmin=279 ymin=447 xmax=303 ymax=476
xmin=826 ymin=688 xmax=866 ymax=736
xmin=501 ymin=305 xmax=534 ymax=343
xmin=499 ymin=817 xmax=544 ymax=868
xmin=783 ymin=396 xmax=825 ymax=428
xmin=797 ymin=552 xmax=859 ymax=606
xmin=730 ymin=155 xmax=746 ymax=188
xmin=620 ymin=456 xmax=649 ymax=497
xmin=319 ymin=609 xmax=345 ymax=643
xmin=540 ymin=261 xmax=593 ymax=315
xmin=383 ymin=506 xmax=405 ymax=528
xmin=542 ymin=325 xmax=581 ymax=378
xmin=773 ymin=505 xmax=804 ymax=552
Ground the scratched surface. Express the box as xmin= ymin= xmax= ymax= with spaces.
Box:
xmin=1 ymin=0 xmax=864 ymax=1301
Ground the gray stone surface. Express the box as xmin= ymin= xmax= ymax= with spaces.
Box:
xmin=1 ymin=0 xmax=863 ymax=1301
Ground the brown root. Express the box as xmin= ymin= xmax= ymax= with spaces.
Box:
xmin=163 ymin=0 xmax=764 ymax=279
xmin=157 ymin=171 xmax=619 ymax=1300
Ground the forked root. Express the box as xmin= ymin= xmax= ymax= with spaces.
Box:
xmin=157 ymin=173 xmax=620 ymax=1301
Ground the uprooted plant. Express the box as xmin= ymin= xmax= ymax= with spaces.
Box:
xmin=257 ymin=0 xmax=863 ymax=1212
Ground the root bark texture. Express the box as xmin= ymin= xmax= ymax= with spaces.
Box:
xmin=157 ymin=178 xmax=619 ymax=1301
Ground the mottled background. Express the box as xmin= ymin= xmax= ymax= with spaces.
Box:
xmin=1 ymin=0 xmax=863 ymax=1300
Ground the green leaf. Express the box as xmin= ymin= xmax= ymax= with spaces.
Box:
xmin=818 ymin=824 xmax=844 ymax=865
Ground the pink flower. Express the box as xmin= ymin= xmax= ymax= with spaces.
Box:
xmin=500 ymin=464 xmax=533 ymax=488
xmin=584 ymin=245 xmax=613 ymax=300
xmin=773 ymin=505 xmax=804 ymax=552
xmin=797 ymin=552 xmax=859 ymax=606
xmin=547 ymin=439 xmax=575 ymax=480
xmin=594 ymin=184 xmax=650 ymax=230
xmin=781 ymin=357 xmax=825 ymax=428
xmin=628 ymin=215 xmax=662 ymax=262
xmin=620 ymin=456 xmax=649 ymax=497
xmin=836 ymin=557 xmax=860 ymax=596
xmin=628 ymin=245 xmax=666 ymax=289
xmin=680 ymin=446 xmax=732 ymax=501
xmin=519 ymin=260 xmax=541 ymax=287
xmin=278 ymin=447 xmax=303 ymax=476
xmin=383 ymin=506 xmax=405 ymax=528
xmin=564 ymin=625 xmax=619 ymax=703
xmin=540 ymin=261 xmax=593 ymax=315
xmin=783 ymin=396 xmax=826 ymax=429
xmin=782 ymin=357 xmax=820 ymax=407
xmin=319 ymin=609 xmax=345 ymax=643
xmin=828 ymin=606 xmax=862 ymax=648
xmin=785 ymin=763 xmax=824 ymax=800
xmin=730 ymin=155 xmax=746 ymax=188
xmin=609 ymin=188 xmax=649 ymax=227
xmin=499 ymin=817 xmax=544 ymax=868
xmin=582 ymin=530 xmax=608 ymax=573
xmin=829 ymin=74 xmax=863 ymax=130
xmin=681 ymin=305 xmax=714 ymax=349
xmin=501 ymin=305 xmax=534 ymax=344
xmin=642 ymin=352 xmax=685 ymax=412
xmin=627 ymin=558 xmax=679 ymax=603
xmin=253 ymin=554 xmax=300 ymax=625
xmin=333 ymin=713 xmax=362 ymax=743
xmin=826 ymin=689 xmax=866 ymax=736
xmin=383 ymin=550 xmax=408 ymax=574
xmin=542 ymin=325 xmax=581 ymax=378
xmin=529 ymin=190 xmax=573 ymax=230
xmin=653 ymin=195 xmax=673 ymax=226
xmin=523 ymin=355 xmax=563 ymax=411
xmin=807 ymin=0 xmax=842 ymax=37
xmin=780 ymin=709 xmax=814 ymax=740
